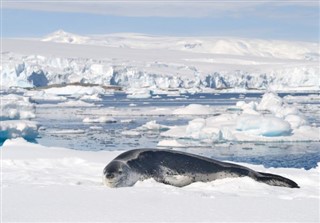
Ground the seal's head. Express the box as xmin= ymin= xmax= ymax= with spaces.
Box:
xmin=103 ymin=160 xmax=139 ymax=188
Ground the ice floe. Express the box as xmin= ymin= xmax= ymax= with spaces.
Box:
xmin=1 ymin=94 xmax=36 ymax=120
xmin=0 ymin=120 xmax=39 ymax=141
xmin=2 ymin=138 xmax=319 ymax=222
xmin=161 ymin=92 xmax=319 ymax=143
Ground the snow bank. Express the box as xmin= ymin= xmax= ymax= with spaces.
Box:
xmin=0 ymin=94 xmax=35 ymax=120
xmin=2 ymin=138 xmax=319 ymax=222
xmin=163 ymin=92 xmax=319 ymax=142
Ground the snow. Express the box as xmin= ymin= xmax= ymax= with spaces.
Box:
xmin=42 ymin=30 xmax=89 ymax=44
xmin=1 ymin=31 xmax=319 ymax=92
xmin=2 ymin=138 xmax=319 ymax=222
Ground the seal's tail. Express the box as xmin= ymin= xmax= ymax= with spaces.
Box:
xmin=256 ymin=172 xmax=300 ymax=188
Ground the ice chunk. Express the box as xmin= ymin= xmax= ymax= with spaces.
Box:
xmin=137 ymin=120 xmax=169 ymax=131
xmin=44 ymin=86 xmax=106 ymax=96
xmin=121 ymin=130 xmax=141 ymax=137
xmin=79 ymin=94 xmax=102 ymax=101
xmin=285 ymin=115 xmax=308 ymax=129
xmin=0 ymin=94 xmax=35 ymax=120
xmin=0 ymin=120 xmax=39 ymax=140
xmin=83 ymin=117 xmax=116 ymax=123
xmin=257 ymin=92 xmax=283 ymax=112
xmin=157 ymin=139 xmax=186 ymax=147
xmin=236 ymin=115 xmax=292 ymax=137
xmin=173 ymin=104 xmax=213 ymax=115
xmin=126 ymin=89 xmax=151 ymax=99
xmin=24 ymin=90 xmax=68 ymax=102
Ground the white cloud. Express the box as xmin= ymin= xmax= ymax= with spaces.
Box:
xmin=1 ymin=0 xmax=318 ymax=18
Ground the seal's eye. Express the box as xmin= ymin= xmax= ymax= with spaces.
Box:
xmin=118 ymin=170 xmax=123 ymax=174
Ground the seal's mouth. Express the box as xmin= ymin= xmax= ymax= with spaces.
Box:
xmin=102 ymin=175 xmax=116 ymax=188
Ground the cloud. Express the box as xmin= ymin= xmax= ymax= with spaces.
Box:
xmin=2 ymin=0 xmax=318 ymax=18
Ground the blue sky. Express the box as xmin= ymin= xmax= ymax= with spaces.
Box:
xmin=1 ymin=1 xmax=319 ymax=42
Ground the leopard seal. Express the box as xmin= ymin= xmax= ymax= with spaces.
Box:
xmin=103 ymin=149 xmax=299 ymax=188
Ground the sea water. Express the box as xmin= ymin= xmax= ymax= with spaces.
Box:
xmin=34 ymin=92 xmax=320 ymax=170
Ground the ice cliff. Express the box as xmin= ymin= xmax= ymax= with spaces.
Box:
xmin=1 ymin=31 xmax=319 ymax=92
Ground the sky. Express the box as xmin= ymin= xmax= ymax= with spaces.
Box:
xmin=1 ymin=0 xmax=319 ymax=42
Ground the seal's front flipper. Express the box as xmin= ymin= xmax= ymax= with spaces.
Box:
xmin=257 ymin=172 xmax=299 ymax=188
xmin=156 ymin=175 xmax=194 ymax=187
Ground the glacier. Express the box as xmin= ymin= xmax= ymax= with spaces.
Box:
xmin=1 ymin=30 xmax=319 ymax=92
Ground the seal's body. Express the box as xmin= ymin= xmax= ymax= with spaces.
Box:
xmin=103 ymin=149 xmax=299 ymax=188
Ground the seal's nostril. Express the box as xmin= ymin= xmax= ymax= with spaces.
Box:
xmin=106 ymin=173 xmax=114 ymax=179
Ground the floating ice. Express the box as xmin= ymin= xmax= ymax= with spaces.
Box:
xmin=137 ymin=120 xmax=169 ymax=131
xmin=83 ymin=116 xmax=116 ymax=123
xmin=44 ymin=86 xmax=106 ymax=96
xmin=162 ymin=92 xmax=319 ymax=142
xmin=2 ymin=138 xmax=319 ymax=222
xmin=157 ymin=139 xmax=186 ymax=148
xmin=79 ymin=94 xmax=102 ymax=101
xmin=24 ymin=90 xmax=68 ymax=102
xmin=121 ymin=130 xmax=141 ymax=137
xmin=126 ymin=88 xmax=151 ymax=99
xmin=173 ymin=104 xmax=213 ymax=115
xmin=0 ymin=94 xmax=35 ymax=120
xmin=236 ymin=115 xmax=292 ymax=137
xmin=0 ymin=120 xmax=39 ymax=140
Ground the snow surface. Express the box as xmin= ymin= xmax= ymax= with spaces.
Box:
xmin=2 ymin=138 xmax=319 ymax=222
xmin=1 ymin=31 xmax=319 ymax=92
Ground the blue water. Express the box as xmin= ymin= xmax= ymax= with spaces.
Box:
xmin=28 ymin=92 xmax=320 ymax=170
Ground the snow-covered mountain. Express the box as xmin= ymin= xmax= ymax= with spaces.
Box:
xmin=1 ymin=30 xmax=319 ymax=91
xmin=41 ymin=30 xmax=319 ymax=60
xmin=42 ymin=30 xmax=89 ymax=44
